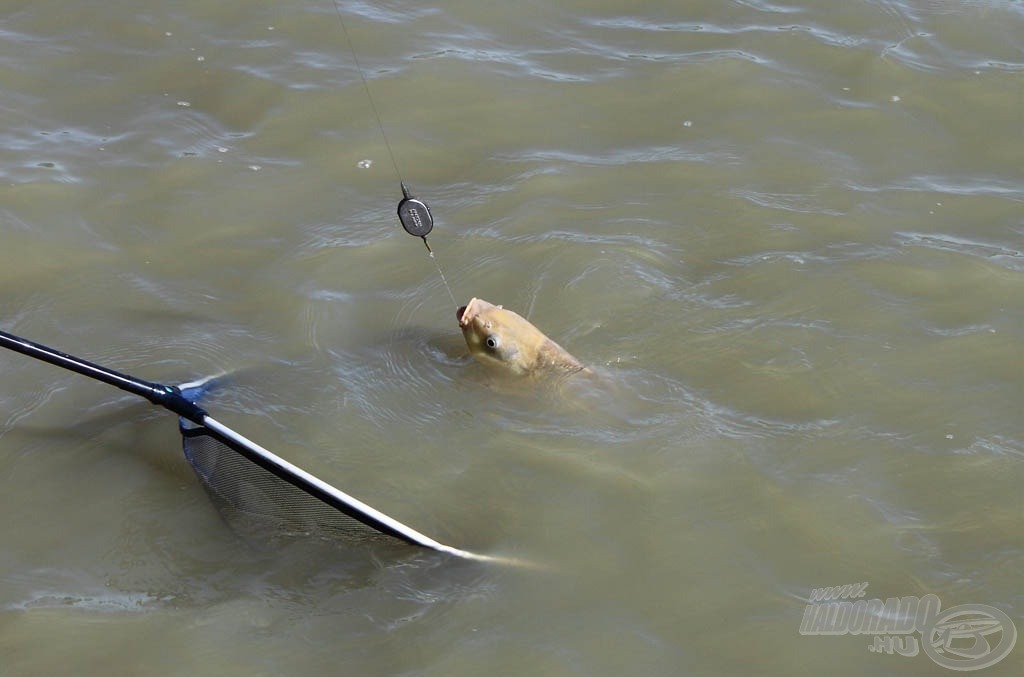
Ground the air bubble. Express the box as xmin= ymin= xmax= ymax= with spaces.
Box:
xmin=357 ymin=159 xmax=373 ymax=169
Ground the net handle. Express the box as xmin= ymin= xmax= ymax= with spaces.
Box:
xmin=0 ymin=329 xmax=207 ymax=423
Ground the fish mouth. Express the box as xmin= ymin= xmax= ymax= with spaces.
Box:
xmin=456 ymin=297 xmax=479 ymax=328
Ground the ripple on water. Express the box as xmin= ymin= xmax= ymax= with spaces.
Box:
xmin=341 ymin=1 xmax=439 ymax=24
xmin=5 ymin=571 xmax=161 ymax=613
xmin=729 ymin=189 xmax=847 ymax=216
xmin=319 ymin=291 xmax=463 ymax=429
xmin=496 ymin=145 xmax=737 ymax=167
xmin=0 ymin=128 xmax=128 ymax=184
xmin=895 ymin=231 xmax=1024 ymax=271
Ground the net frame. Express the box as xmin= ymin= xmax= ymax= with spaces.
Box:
xmin=181 ymin=422 xmax=394 ymax=542
xmin=179 ymin=415 xmax=494 ymax=561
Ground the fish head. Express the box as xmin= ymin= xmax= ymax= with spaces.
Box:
xmin=456 ymin=297 xmax=582 ymax=376
xmin=457 ymin=297 xmax=531 ymax=374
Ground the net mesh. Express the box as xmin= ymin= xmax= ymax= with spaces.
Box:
xmin=180 ymin=421 xmax=402 ymax=544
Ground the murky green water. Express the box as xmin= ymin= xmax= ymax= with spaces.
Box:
xmin=1 ymin=0 xmax=1021 ymax=674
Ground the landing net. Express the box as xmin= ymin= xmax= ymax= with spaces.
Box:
xmin=180 ymin=421 xmax=402 ymax=543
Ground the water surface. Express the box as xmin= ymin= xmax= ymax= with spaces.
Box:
xmin=0 ymin=0 xmax=1021 ymax=674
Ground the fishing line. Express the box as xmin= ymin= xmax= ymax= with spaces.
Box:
xmin=428 ymin=248 xmax=459 ymax=309
xmin=330 ymin=1 xmax=403 ymax=184
xmin=330 ymin=1 xmax=459 ymax=309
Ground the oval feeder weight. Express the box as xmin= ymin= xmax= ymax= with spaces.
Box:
xmin=397 ymin=182 xmax=434 ymax=251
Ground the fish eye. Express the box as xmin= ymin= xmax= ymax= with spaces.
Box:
xmin=485 ymin=335 xmax=500 ymax=350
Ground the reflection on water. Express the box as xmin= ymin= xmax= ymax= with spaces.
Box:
xmin=0 ymin=0 xmax=1021 ymax=674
